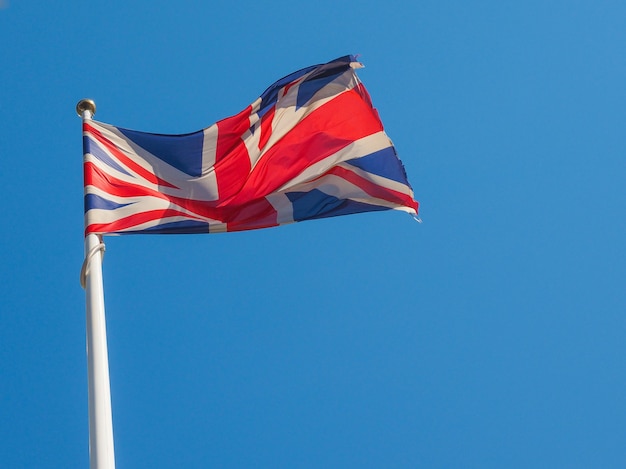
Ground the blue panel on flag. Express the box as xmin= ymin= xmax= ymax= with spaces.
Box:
xmin=297 ymin=72 xmax=343 ymax=110
xmin=118 ymin=129 xmax=204 ymax=177
xmin=135 ymin=220 xmax=210 ymax=234
xmin=85 ymin=136 xmax=132 ymax=176
xmin=85 ymin=194 xmax=131 ymax=212
xmin=258 ymin=65 xmax=316 ymax=119
xmin=287 ymin=189 xmax=389 ymax=221
xmin=346 ymin=147 xmax=410 ymax=184
xmin=296 ymin=55 xmax=354 ymax=109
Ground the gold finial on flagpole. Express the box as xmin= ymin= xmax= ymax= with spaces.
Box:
xmin=76 ymin=98 xmax=96 ymax=117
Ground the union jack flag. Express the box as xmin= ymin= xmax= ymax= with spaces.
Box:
xmin=82 ymin=55 xmax=419 ymax=235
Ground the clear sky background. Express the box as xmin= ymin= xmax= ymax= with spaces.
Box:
xmin=1 ymin=1 xmax=625 ymax=468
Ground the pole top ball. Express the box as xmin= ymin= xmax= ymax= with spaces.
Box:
xmin=76 ymin=99 xmax=96 ymax=117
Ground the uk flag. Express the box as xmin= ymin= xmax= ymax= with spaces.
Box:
xmin=82 ymin=55 xmax=419 ymax=235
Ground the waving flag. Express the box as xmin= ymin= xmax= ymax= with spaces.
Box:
xmin=82 ymin=55 xmax=419 ymax=235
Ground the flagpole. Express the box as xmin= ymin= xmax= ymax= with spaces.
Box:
xmin=77 ymin=99 xmax=116 ymax=469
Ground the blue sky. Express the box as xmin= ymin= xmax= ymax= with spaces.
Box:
xmin=1 ymin=1 xmax=625 ymax=467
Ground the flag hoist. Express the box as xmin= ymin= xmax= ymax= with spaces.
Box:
xmin=78 ymin=99 xmax=116 ymax=469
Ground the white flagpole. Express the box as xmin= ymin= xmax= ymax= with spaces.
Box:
xmin=77 ymin=99 xmax=116 ymax=469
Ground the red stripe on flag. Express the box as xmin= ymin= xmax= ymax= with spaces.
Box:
xmin=85 ymin=161 xmax=169 ymax=201
xmin=258 ymin=106 xmax=275 ymax=151
xmin=223 ymin=198 xmax=278 ymax=232
xmin=214 ymin=106 xmax=253 ymax=201
xmin=326 ymin=166 xmax=419 ymax=211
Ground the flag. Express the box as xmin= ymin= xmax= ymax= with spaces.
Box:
xmin=82 ymin=55 xmax=419 ymax=235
